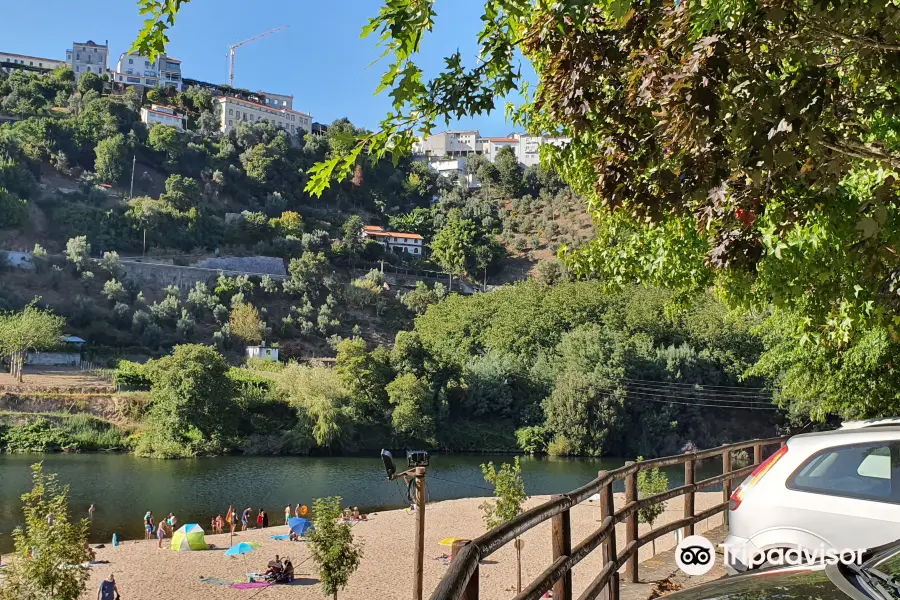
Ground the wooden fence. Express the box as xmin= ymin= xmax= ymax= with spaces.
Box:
xmin=431 ymin=436 xmax=789 ymax=600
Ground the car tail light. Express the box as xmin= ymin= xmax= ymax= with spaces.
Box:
xmin=729 ymin=444 xmax=789 ymax=511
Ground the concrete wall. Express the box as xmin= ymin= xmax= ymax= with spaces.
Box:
xmin=26 ymin=352 xmax=82 ymax=366
xmin=119 ymin=259 xmax=286 ymax=292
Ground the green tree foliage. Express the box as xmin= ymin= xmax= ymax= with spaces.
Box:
xmin=284 ymin=251 xmax=329 ymax=296
xmin=400 ymin=281 xmax=447 ymax=315
xmin=137 ymin=344 xmax=238 ymax=457
xmin=278 ymin=364 xmax=352 ymax=450
xmin=64 ymin=236 xmax=91 ymax=272
xmin=94 ymin=133 xmax=127 ymax=183
xmin=229 ymin=303 xmax=264 ymax=345
xmin=147 ymin=124 xmax=184 ymax=163
xmin=0 ymin=463 xmax=91 ymax=600
xmin=479 ymin=456 xmax=526 ymax=530
xmin=101 ymin=279 xmax=126 ymax=302
xmin=494 ymin=146 xmax=522 ymax=198
xmin=159 ymin=174 xmax=199 ymax=210
xmin=0 ymin=188 xmax=28 ymax=228
xmin=386 ymin=373 xmax=434 ymax=442
xmin=636 ymin=457 xmax=668 ymax=553
xmin=309 ymin=496 xmax=363 ymax=600
xmin=99 ymin=250 xmax=123 ymax=278
xmin=335 ymin=337 xmax=393 ymax=422
xmin=430 ymin=217 xmax=477 ymax=276
xmin=76 ymin=72 xmax=102 ymax=95
xmin=0 ymin=305 xmax=66 ymax=382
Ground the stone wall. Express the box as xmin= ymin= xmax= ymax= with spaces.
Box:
xmin=119 ymin=259 xmax=286 ymax=292
xmin=26 ymin=352 xmax=82 ymax=366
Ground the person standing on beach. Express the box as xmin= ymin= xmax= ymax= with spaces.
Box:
xmin=242 ymin=507 xmax=251 ymax=531
xmin=284 ymin=505 xmax=291 ymax=525
xmin=89 ymin=504 xmax=95 ymax=520
xmin=144 ymin=511 xmax=153 ymax=540
xmin=157 ymin=521 xmax=166 ymax=549
xmin=256 ymin=508 xmax=264 ymax=529
xmin=295 ymin=503 xmax=301 ymax=518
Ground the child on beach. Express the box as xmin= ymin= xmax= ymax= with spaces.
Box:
xmin=143 ymin=511 xmax=153 ymax=540
xmin=157 ymin=521 xmax=166 ymax=549
xmin=242 ymin=507 xmax=251 ymax=531
xmin=285 ymin=505 xmax=291 ymax=525
xmin=257 ymin=509 xmax=264 ymax=529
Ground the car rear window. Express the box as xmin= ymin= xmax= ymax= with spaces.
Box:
xmin=788 ymin=443 xmax=898 ymax=502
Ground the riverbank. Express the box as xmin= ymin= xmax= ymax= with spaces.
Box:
xmin=79 ymin=493 xmax=726 ymax=600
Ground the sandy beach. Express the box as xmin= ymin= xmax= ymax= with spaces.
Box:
xmin=80 ymin=492 xmax=725 ymax=600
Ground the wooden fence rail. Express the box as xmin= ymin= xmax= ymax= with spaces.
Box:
xmin=430 ymin=436 xmax=789 ymax=600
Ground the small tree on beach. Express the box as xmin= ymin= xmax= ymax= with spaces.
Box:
xmin=309 ymin=496 xmax=362 ymax=600
xmin=0 ymin=462 xmax=91 ymax=600
xmin=480 ymin=457 xmax=526 ymax=591
xmin=636 ymin=456 xmax=669 ymax=554
xmin=0 ymin=304 xmax=66 ymax=382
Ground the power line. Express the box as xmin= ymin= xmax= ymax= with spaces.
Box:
xmin=428 ymin=474 xmax=495 ymax=492
xmin=604 ymin=387 xmax=778 ymax=411
xmin=620 ymin=384 xmax=775 ymax=406
xmin=621 ymin=377 xmax=771 ymax=394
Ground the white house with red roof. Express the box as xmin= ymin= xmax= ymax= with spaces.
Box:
xmin=140 ymin=104 xmax=186 ymax=131
xmin=216 ymin=95 xmax=312 ymax=136
xmin=363 ymin=225 xmax=424 ymax=256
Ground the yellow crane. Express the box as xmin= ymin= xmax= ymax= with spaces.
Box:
xmin=228 ymin=25 xmax=288 ymax=87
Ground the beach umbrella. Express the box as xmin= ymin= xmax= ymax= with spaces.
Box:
xmin=288 ymin=517 xmax=313 ymax=537
xmin=225 ymin=542 xmax=260 ymax=556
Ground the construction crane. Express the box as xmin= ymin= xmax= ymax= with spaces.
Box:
xmin=228 ymin=25 xmax=288 ymax=87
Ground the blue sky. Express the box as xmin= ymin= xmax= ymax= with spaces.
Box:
xmin=1 ymin=0 xmax=532 ymax=135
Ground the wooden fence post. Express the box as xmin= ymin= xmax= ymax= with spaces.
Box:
xmin=683 ymin=456 xmax=695 ymax=538
xmin=551 ymin=495 xmax=572 ymax=600
xmin=599 ymin=473 xmax=619 ymax=600
xmin=722 ymin=449 xmax=732 ymax=527
xmin=451 ymin=540 xmax=479 ymax=600
xmin=753 ymin=443 xmax=762 ymax=466
xmin=413 ymin=467 xmax=427 ymax=600
xmin=625 ymin=463 xmax=638 ymax=583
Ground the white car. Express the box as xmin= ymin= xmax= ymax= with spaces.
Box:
xmin=724 ymin=419 xmax=900 ymax=574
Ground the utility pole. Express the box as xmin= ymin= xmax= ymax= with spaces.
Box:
xmin=228 ymin=26 xmax=288 ymax=87
xmin=129 ymin=154 xmax=136 ymax=199
xmin=413 ymin=467 xmax=427 ymax=600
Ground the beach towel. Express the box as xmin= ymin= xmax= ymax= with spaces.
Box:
xmin=269 ymin=534 xmax=291 ymax=540
xmin=232 ymin=582 xmax=271 ymax=589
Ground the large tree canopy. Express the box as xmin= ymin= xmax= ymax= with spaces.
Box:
xmin=133 ymin=0 xmax=900 ymax=346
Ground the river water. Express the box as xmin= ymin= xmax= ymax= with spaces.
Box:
xmin=0 ymin=453 xmax=725 ymax=552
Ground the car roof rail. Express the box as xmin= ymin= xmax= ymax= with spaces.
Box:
xmin=839 ymin=418 xmax=900 ymax=430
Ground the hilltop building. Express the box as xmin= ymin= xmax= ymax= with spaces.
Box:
xmin=413 ymin=130 xmax=570 ymax=167
xmin=0 ymin=52 xmax=65 ymax=72
xmin=66 ymin=40 xmax=108 ymax=79
xmin=215 ymin=96 xmax=312 ymax=136
xmin=363 ymin=225 xmax=424 ymax=256
xmin=110 ymin=52 xmax=183 ymax=91
xmin=140 ymin=104 xmax=186 ymax=131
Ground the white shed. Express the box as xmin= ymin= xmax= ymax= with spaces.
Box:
xmin=246 ymin=345 xmax=279 ymax=362
xmin=27 ymin=335 xmax=86 ymax=366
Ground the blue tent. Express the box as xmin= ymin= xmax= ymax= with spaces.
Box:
xmin=288 ymin=517 xmax=313 ymax=536
xmin=225 ymin=541 xmax=260 ymax=556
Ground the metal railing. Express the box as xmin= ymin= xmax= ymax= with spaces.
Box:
xmin=431 ymin=436 xmax=789 ymax=600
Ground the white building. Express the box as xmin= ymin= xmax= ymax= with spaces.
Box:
xmin=413 ymin=130 xmax=487 ymax=158
xmin=110 ymin=52 xmax=183 ymax=91
xmin=216 ymin=96 xmax=312 ymax=136
xmin=414 ymin=130 xmax=570 ymax=167
xmin=427 ymin=158 xmax=477 ymax=187
xmin=261 ymin=91 xmax=293 ymax=110
xmin=0 ymin=52 xmax=65 ymax=72
xmin=141 ymin=104 xmax=186 ymax=131
xmin=363 ymin=225 xmax=424 ymax=256
xmin=246 ymin=344 xmax=279 ymax=362
xmin=26 ymin=335 xmax=86 ymax=367
xmin=66 ymin=40 xmax=108 ymax=80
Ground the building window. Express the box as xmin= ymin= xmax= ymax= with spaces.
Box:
xmin=76 ymin=53 xmax=81 ymax=60
xmin=75 ymin=66 xmax=80 ymax=72
xmin=29 ymin=61 xmax=33 ymax=65
xmin=129 ymin=58 xmax=133 ymax=64
xmin=228 ymin=109 xmax=233 ymax=116
xmin=38 ymin=62 xmax=42 ymax=67
xmin=145 ymin=60 xmax=150 ymax=67
xmin=118 ymin=76 xmax=122 ymax=81
xmin=235 ymin=110 xmax=240 ymax=118
xmin=86 ymin=66 xmax=91 ymax=72
xmin=228 ymin=120 xmax=233 ymax=126
xmin=414 ymin=247 xmax=420 ymax=255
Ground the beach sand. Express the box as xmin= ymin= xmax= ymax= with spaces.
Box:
xmin=80 ymin=492 xmax=725 ymax=600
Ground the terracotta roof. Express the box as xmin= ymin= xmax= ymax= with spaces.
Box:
xmin=363 ymin=225 xmax=385 ymax=232
xmin=489 ymin=137 xmax=518 ymax=143
xmin=364 ymin=230 xmax=423 ymax=240
xmin=217 ymin=95 xmax=312 ymax=118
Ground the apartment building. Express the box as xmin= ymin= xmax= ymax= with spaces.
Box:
xmin=515 ymin=133 xmax=570 ymax=167
xmin=0 ymin=52 xmax=65 ymax=72
xmin=413 ymin=130 xmax=487 ymax=158
xmin=216 ymin=96 xmax=312 ymax=136
xmin=140 ymin=104 xmax=186 ymax=131
xmin=261 ymin=91 xmax=293 ymax=110
xmin=427 ymin=158 xmax=477 ymax=187
xmin=362 ymin=225 xmax=424 ymax=256
xmin=484 ymin=136 xmax=520 ymax=162
xmin=110 ymin=52 xmax=183 ymax=91
xmin=66 ymin=40 xmax=108 ymax=79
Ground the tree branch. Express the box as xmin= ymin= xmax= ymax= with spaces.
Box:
xmin=819 ymin=140 xmax=900 ymax=168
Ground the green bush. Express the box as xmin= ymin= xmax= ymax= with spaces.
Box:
xmin=246 ymin=357 xmax=284 ymax=372
xmin=2 ymin=418 xmax=74 ymax=452
xmin=114 ymin=360 xmax=151 ymax=390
